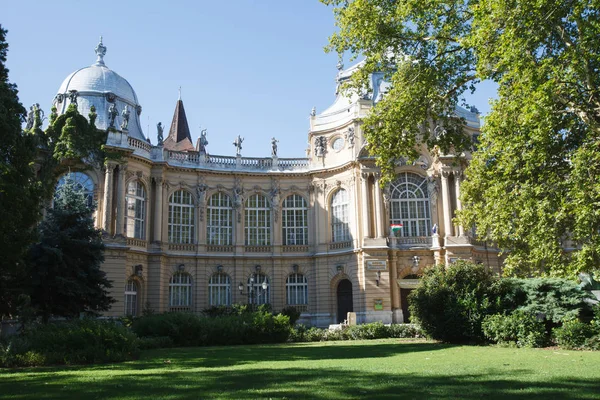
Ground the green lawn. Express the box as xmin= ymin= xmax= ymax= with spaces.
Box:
xmin=2 ymin=339 xmax=600 ymax=399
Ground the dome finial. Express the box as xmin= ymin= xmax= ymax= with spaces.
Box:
xmin=95 ymin=36 xmax=107 ymax=66
xmin=178 ymin=86 xmax=182 ymax=100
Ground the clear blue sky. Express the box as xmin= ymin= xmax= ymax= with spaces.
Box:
xmin=2 ymin=0 xmax=496 ymax=158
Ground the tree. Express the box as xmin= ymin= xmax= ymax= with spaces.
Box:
xmin=0 ymin=25 xmax=41 ymax=317
xmin=322 ymin=0 xmax=600 ymax=276
xmin=28 ymin=176 xmax=113 ymax=322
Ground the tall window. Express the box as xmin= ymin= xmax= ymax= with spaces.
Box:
xmin=247 ymin=273 xmax=270 ymax=305
xmin=209 ymin=273 xmax=231 ymax=306
xmin=286 ymin=273 xmax=308 ymax=305
xmin=282 ymin=195 xmax=308 ymax=245
xmin=168 ymin=190 xmax=195 ymax=244
xmin=245 ymin=194 xmax=271 ymax=245
xmin=169 ymin=272 xmax=192 ymax=310
xmin=207 ymin=193 xmax=233 ymax=245
xmin=124 ymin=279 xmax=138 ymax=316
xmin=55 ymin=172 xmax=94 ymax=207
xmin=125 ymin=181 xmax=146 ymax=239
xmin=389 ymin=172 xmax=431 ymax=237
xmin=331 ymin=189 xmax=350 ymax=242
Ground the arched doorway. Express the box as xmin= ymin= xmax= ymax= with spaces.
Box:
xmin=336 ymin=279 xmax=353 ymax=323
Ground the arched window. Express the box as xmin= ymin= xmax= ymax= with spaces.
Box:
xmin=247 ymin=273 xmax=270 ymax=305
xmin=331 ymin=189 xmax=350 ymax=242
xmin=124 ymin=279 xmax=138 ymax=316
xmin=286 ymin=273 xmax=308 ymax=305
xmin=168 ymin=190 xmax=195 ymax=244
xmin=389 ymin=172 xmax=431 ymax=237
xmin=282 ymin=195 xmax=308 ymax=245
xmin=125 ymin=181 xmax=146 ymax=239
xmin=245 ymin=194 xmax=271 ymax=246
xmin=55 ymin=172 xmax=94 ymax=208
xmin=209 ymin=272 xmax=231 ymax=306
xmin=207 ymin=193 xmax=233 ymax=246
xmin=169 ymin=272 xmax=192 ymax=311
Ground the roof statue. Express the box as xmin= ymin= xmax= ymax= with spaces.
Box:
xmin=346 ymin=126 xmax=355 ymax=146
xmin=271 ymin=137 xmax=279 ymax=157
xmin=314 ymin=136 xmax=326 ymax=157
xmin=120 ymin=105 xmax=130 ymax=130
xmin=108 ymin=103 xmax=118 ymax=128
xmin=25 ymin=104 xmax=35 ymax=130
xmin=233 ymin=135 xmax=244 ymax=156
xmin=68 ymin=90 xmax=78 ymax=105
xmin=156 ymin=122 xmax=164 ymax=145
xmin=198 ymin=129 xmax=208 ymax=153
xmin=95 ymin=36 xmax=107 ymax=66
xmin=310 ymin=106 xmax=316 ymax=117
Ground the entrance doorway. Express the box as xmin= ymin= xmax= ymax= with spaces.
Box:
xmin=400 ymin=288 xmax=414 ymax=323
xmin=336 ymin=279 xmax=353 ymax=323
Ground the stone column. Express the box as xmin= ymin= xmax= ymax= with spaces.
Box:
xmin=454 ymin=170 xmax=464 ymax=236
xmin=441 ymin=168 xmax=453 ymax=237
xmin=374 ymin=174 xmax=384 ymax=238
xmin=153 ymin=177 xmax=163 ymax=243
xmin=102 ymin=163 xmax=116 ymax=233
xmin=360 ymin=172 xmax=371 ymax=239
xmin=115 ymin=164 xmax=127 ymax=236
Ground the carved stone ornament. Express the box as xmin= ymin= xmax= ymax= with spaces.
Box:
xmin=136 ymin=105 xmax=142 ymax=116
xmin=54 ymin=93 xmax=64 ymax=104
xmin=427 ymin=177 xmax=439 ymax=203
xmin=68 ymin=90 xmax=78 ymax=105
xmin=105 ymin=92 xmax=116 ymax=103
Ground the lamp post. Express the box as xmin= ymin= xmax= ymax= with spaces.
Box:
xmin=238 ymin=272 xmax=269 ymax=310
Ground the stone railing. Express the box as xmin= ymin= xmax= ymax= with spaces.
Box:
xmin=169 ymin=306 xmax=191 ymax=313
xmin=168 ymin=243 xmax=196 ymax=252
xmin=329 ymin=241 xmax=353 ymax=250
xmin=245 ymin=245 xmax=272 ymax=253
xmin=388 ymin=236 xmax=431 ymax=248
xmin=165 ymin=151 xmax=310 ymax=172
xmin=207 ymin=245 xmax=234 ymax=252
xmin=283 ymin=245 xmax=310 ymax=253
xmin=126 ymin=238 xmax=147 ymax=248
xmin=128 ymin=136 xmax=151 ymax=153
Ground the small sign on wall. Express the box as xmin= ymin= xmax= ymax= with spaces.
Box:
xmin=366 ymin=260 xmax=388 ymax=270
xmin=374 ymin=299 xmax=384 ymax=311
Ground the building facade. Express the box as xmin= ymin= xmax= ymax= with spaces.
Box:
xmin=52 ymin=39 xmax=500 ymax=326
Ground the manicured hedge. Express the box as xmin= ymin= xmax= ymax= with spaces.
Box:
xmin=132 ymin=311 xmax=291 ymax=347
xmin=288 ymin=322 xmax=423 ymax=342
xmin=0 ymin=319 xmax=139 ymax=367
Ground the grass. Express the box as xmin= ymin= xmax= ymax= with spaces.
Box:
xmin=2 ymin=339 xmax=600 ymax=399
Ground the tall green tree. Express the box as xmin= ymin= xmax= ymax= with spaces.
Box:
xmin=28 ymin=176 xmax=113 ymax=322
xmin=322 ymin=0 xmax=600 ymax=276
xmin=0 ymin=25 xmax=40 ymax=317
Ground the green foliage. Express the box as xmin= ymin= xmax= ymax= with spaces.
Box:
xmin=0 ymin=319 xmax=139 ymax=367
xmin=137 ymin=336 xmax=174 ymax=350
xmin=322 ymin=1 xmax=600 ymax=276
xmin=288 ymin=323 xmax=424 ymax=343
xmin=500 ymin=278 xmax=592 ymax=323
xmin=482 ymin=311 xmax=548 ymax=348
xmin=553 ymin=319 xmax=598 ymax=350
xmin=27 ymin=176 xmax=113 ymax=322
xmin=280 ymin=306 xmax=302 ymax=326
xmin=131 ymin=311 xmax=291 ymax=347
xmin=0 ymin=26 xmax=42 ymax=317
xmin=344 ymin=322 xmax=389 ymax=340
xmin=408 ymin=261 xmax=504 ymax=343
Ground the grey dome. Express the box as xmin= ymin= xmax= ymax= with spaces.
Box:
xmin=52 ymin=38 xmax=147 ymax=142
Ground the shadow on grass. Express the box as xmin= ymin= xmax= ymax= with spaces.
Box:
xmin=2 ymin=341 xmax=600 ymax=399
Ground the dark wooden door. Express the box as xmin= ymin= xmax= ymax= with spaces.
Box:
xmin=400 ymin=288 xmax=414 ymax=323
xmin=337 ymin=279 xmax=353 ymax=323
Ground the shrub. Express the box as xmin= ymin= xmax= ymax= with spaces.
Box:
xmin=280 ymin=306 xmax=302 ymax=326
xmin=553 ymin=319 xmax=597 ymax=349
xmin=388 ymin=324 xmax=423 ymax=338
xmin=583 ymin=335 xmax=600 ymax=350
xmin=482 ymin=311 xmax=548 ymax=348
xmin=138 ymin=336 xmax=174 ymax=350
xmin=344 ymin=322 xmax=389 ymax=340
xmin=303 ymin=327 xmax=326 ymax=342
xmin=131 ymin=311 xmax=291 ymax=347
xmin=0 ymin=319 xmax=139 ymax=367
xmin=408 ymin=261 xmax=505 ymax=343
xmin=500 ymin=278 xmax=592 ymax=324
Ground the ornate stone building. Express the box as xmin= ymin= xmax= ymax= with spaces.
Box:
xmin=52 ymin=39 xmax=499 ymax=326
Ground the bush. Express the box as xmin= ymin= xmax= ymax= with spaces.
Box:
xmin=482 ymin=311 xmax=548 ymax=348
xmin=388 ymin=324 xmax=422 ymax=338
xmin=288 ymin=323 xmax=423 ymax=343
xmin=500 ymin=278 xmax=592 ymax=324
xmin=0 ymin=319 xmax=139 ymax=367
xmin=280 ymin=306 xmax=302 ymax=326
xmin=344 ymin=322 xmax=389 ymax=340
xmin=132 ymin=311 xmax=291 ymax=347
xmin=583 ymin=335 xmax=600 ymax=350
xmin=553 ymin=319 xmax=598 ymax=349
xmin=138 ymin=336 xmax=174 ymax=350
xmin=408 ymin=261 xmax=505 ymax=343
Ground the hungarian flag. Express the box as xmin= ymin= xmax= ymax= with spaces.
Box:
xmin=390 ymin=224 xmax=403 ymax=233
